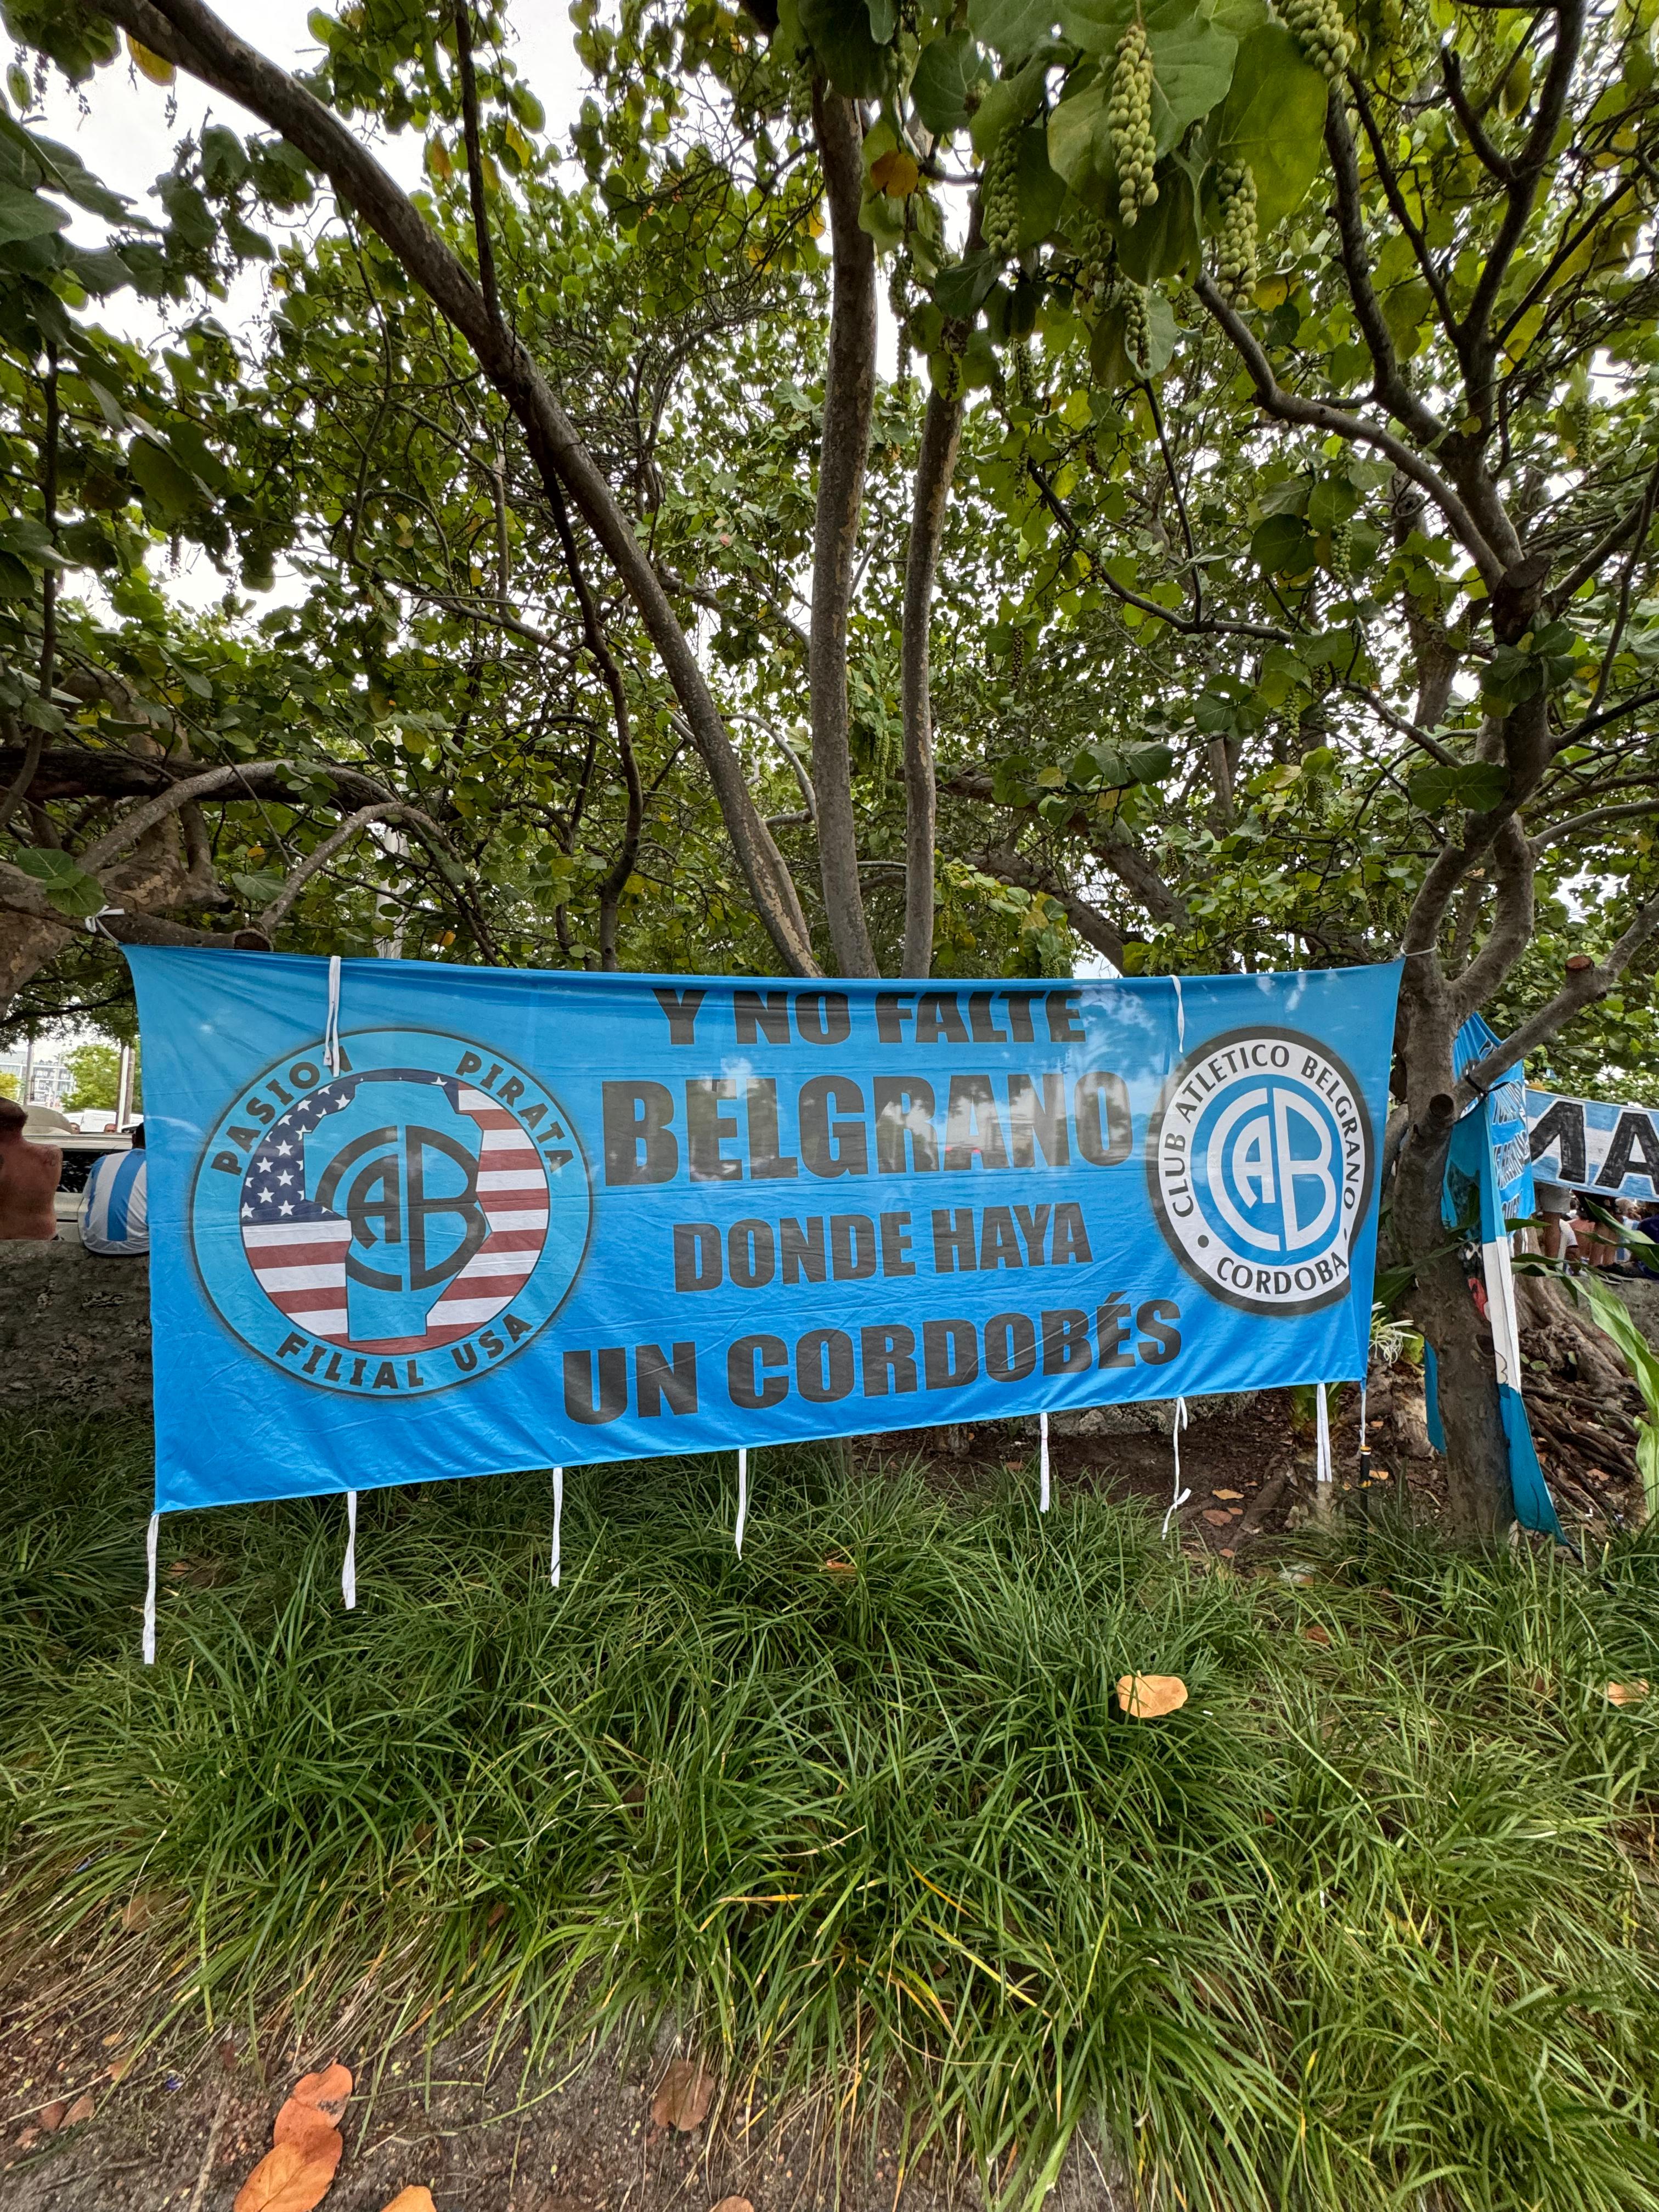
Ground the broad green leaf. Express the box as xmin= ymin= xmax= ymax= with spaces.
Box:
xmin=800 ymin=0 xmax=890 ymax=95
xmin=932 ymin=247 xmax=1001 ymax=319
xmin=969 ymin=0 xmax=1059 ymax=61
xmin=0 ymin=179 xmax=68 ymax=245
xmin=1407 ymin=761 xmax=1510 ymax=814
xmin=912 ymin=31 xmax=989 ymax=134
xmin=1046 ymin=80 xmax=1107 ymax=189
xmin=1146 ymin=5 xmax=1239 ymax=153
xmin=1110 ymin=155 xmax=1200 ymax=283
xmin=128 ymin=437 xmax=202 ymax=524
xmin=866 ymin=0 xmax=898 ymax=41
xmin=1015 ymin=122 xmax=1067 ymax=246
xmin=1251 ymin=511 xmax=1314 ymax=574
xmin=9 ymin=847 xmax=108 ymax=918
xmin=970 ymin=52 xmax=1060 ymax=155
xmin=1214 ymin=24 xmax=1327 ymax=230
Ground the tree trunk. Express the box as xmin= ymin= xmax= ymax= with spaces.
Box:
xmin=900 ymin=385 xmax=962 ymax=978
xmin=808 ymin=81 xmax=879 ymax=979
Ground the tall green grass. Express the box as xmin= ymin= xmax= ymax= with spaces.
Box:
xmin=3 ymin=1415 xmax=1659 ymax=2210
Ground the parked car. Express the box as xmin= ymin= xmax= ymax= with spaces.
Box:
xmin=23 ymin=1104 xmax=132 ymax=1195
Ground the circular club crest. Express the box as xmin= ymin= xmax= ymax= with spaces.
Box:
xmin=1147 ymin=1027 xmax=1374 ymax=1317
xmin=190 ymin=1029 xmax=591 ymax=1395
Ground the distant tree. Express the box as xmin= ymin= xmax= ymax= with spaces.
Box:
xmin=62 ymin=1040 xmax=122 ymax=1110
xmin=0 ymin=1069 xmax=18 ymax=1101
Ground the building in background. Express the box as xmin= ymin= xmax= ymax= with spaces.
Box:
xmin=0 ymin=1044 xmax=71 ymax=1111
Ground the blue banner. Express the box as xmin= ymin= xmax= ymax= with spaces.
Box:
xmin=126 ymin=950 xmax=1401 ymax=1516
xmin=1527 ymin=1087 xmax=1659 ymax=1200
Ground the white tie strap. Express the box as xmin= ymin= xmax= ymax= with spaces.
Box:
xmin=342 ymin=1490 xmax=358 ymax=1610
xmin=1160 ymin=1397 xmax=1191 ymax=1539
xmin=1039 ymin=1409 xmax=1051 ymax=1514
xmin=142 ymin=1510 xmax=160 ymax=1666
xmin=324 ymin=952 xmax=342 ymax=1077
xmin=735 ymin=1447 xmax=748 ymax=1557
xmin=550 ymin=1465 xmax=565 ymax=1588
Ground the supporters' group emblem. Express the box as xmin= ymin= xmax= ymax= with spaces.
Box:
xmin=1147 ymin=1027 xmax=1374 ymax=1317
xmin=190 ymin=1031 xmax=591 ymax=1393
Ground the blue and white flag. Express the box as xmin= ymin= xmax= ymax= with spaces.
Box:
xmin=127 ymin=949 xmax=1401 ymax=1517
xmin=1430 ymin=1014 xmax=1562 ymax=1539
xmin=1527 ymin=1087 xmax=1659 ymax=1201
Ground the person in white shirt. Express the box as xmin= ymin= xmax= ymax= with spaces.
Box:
xmin=80 ymin=1121 xmax=149 ymax=1255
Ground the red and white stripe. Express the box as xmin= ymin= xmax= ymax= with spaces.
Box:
xmin=420 ymin=1088 xmax=547 ymax=1341
xmin=245 ymin=1217 xmax=353 ymax=1340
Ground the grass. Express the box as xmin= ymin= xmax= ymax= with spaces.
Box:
xmin=3 ymin=1415 xmax=1659 ymax=2211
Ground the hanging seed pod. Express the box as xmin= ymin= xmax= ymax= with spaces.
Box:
xmin=1107 ymin=21 xmax=1159 ymax=228
xmin=1281 ymin=0 xmax=1355 ymax=83
xmin=983 ymin=126 xmax=1022 ymax=260
xmin=1213 ymin=160 xmax=1258 ymax=307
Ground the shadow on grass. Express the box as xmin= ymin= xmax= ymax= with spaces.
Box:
xmin=3 ymin=1414 xmax=1658 ymax=2212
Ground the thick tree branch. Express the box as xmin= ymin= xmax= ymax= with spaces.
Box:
xmin=256 ymin=801 xmax=419 ymax=933
xmin=1529 ymin=799 xmax=1659 ymax=854
xmin=1463 ymin=887 xmax=1659 ymax=1092
xmin=1192 ymin=274 xmax=1509 ymax=587
xmin=900 ymin=385 xmax=962 ymax=980
xmin=972 ymin=847 xmax=1126 ymax=968
xmin=1449 ymin=815 xmax=1533 ymax=1020
xmin=808 ymin=80 xmax=879 ymax=978
xmin=105 ymin=0 xmax=818 ymax=976
xmin=1323 ymin=100 xmax=1446 ymax=446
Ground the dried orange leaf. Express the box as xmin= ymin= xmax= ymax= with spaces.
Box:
xmin=1201 ymin=1509 xmax=1232 ymax=1527
xmin=64 ymin=2094 xmax=94 ymax=2126
xmin=233 ymin=2131 xmax=342 ymax=2212
xmin=122 ymin=1889 xmax=165 ymax=1931
xmin=290 ymin=2062 xmax=353 ymax=2121
xmin=377 ymin=2191 xmax=437 ymax=2212
xmin=38 ymin=2100 xmax=67 ymax=2132
xmin=821 ymin=1556 xmax=856 ymax=1577
xmin=651 ymin=2057 xmax=714 ymax=2131
xmin=1303 ymin=1623 xmax=1333 ymax=1647
xmin=274 ymin=2101 xmax=343 ymax=2155
xmin=710 ymin=2198 xmax=754 ymax=2212
xmin=1212 ymin=1488 xmax=1243 ymax=1501
xmin=1605 ymin=1679 xmax=1650 ymax=1706
xmin=1115 ymin=1673 xmax=1188 ymax=1719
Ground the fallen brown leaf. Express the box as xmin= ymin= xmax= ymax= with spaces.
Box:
xmin=289 ymin=2063 xmax=353 ymax=2123
xmin=274 ymin=2101 xmax=343 ymax=2156
xmin=64 ymin=2095 xmax=94 ymax=2126
xmin=1115 ymin=1673 xmax=1188 ymax=1719
xmin=38 ymin=2101 xmax=66 ymax=2133
xmin=651 ymin=2057 xmax=715 ymax=2131
xmin=1201 ymin=1509 xmax=1232 ymax=1527
xmin=1303 ymin=1624 xmax=1333 ymax=1647
xmin=122 ymin=1889 xmax=166 ymax=1932
xmin=710 ymin=2198 xmax=754 ymax=2212
xmin=1212 ymin=1488 xmax=1243 ymax=1501
xmin=376 ymin=2191 xmax=437 ymax=2212
xmin=1606 ymin=1679 xmax=1651 ymax=1706
xmin=233 ymin=2130 xmax=342 ymax=2212
xmin=16 ymin=2126 xmax=40 ymax=2151
xmin=822 ymin=1556 xmax=856 ymax=1577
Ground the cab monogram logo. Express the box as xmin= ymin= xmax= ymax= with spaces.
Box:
xmin=191 ymin=1030 xmax=591 ymax=1393
xmin=1147 ymin=1028 xmax=1374 ymax=1317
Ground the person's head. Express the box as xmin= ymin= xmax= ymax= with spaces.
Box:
xmin=128 ymin=1119 xmax=145 ymax=1150
xmin=0 ymin=1098 xmax=25 ymax=1140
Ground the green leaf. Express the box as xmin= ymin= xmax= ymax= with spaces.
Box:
xmin=1063 ymin=0 xmax=1237 ymax=142
xmin=1214 ymin=24 xmax=1327 ymax=230
xmin=1046 ymin=79 xmax=1107 ymax=190
xmin=969 ymin=0 xmax=1058 ymax=60
xmin=799 ymin=0 xmax=889 ymax=95
xmin=1251 ymin=511 xmax=1314 ymax=574
xmin=0 ymin=179 xmax=69 ymax=245
xmin=1111 ymin=156 xmax=1200 ymax=284
xmin=9 ymin=846 xmax=108 ymax=918
xmin=932 ymin=247 xmax=1001 ymax=319
xmin=1407 ymin=761 xmax=1510 ymax=814
xmin=970 ymin=52 xmax=1058 ymax=155
xmin=128 ymin=437 xmax=202 ymax=524
xmin=912 ymin=31 xmax=988 ymax=134
xmin=1014 ymin=122 xmax=1067 ymax=246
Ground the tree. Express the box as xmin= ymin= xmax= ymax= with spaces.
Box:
xmin=62 ymin=1039 xmax=133 ymax=1109
xmin=9 ymin=0 xmax=1659 ymax=1535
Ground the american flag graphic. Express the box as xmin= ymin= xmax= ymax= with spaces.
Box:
xmin=240 ymin=1074 xmax=549 ymax=1353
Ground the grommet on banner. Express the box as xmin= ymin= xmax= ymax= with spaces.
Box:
xmin=735 ymin=1447 xmax=748 ymax=1558
xmin=342 ymin=1489 xmax=358 ymax=1610
xmin=550 ymin=1465 xmax=564 ymax=1589
xmin=324 ymin=952 xmax=342 ymax=1078
xmin=1171 ymin=974 xmax=1186 ymax=1056
xmin=1039 ymin=1409 xmax=1051 ymax=1514
xmin=142 ymin=1510 xmax=160 ymax=1667
xmin=1160 ymin=1397 xmax=1190 ymax=1539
